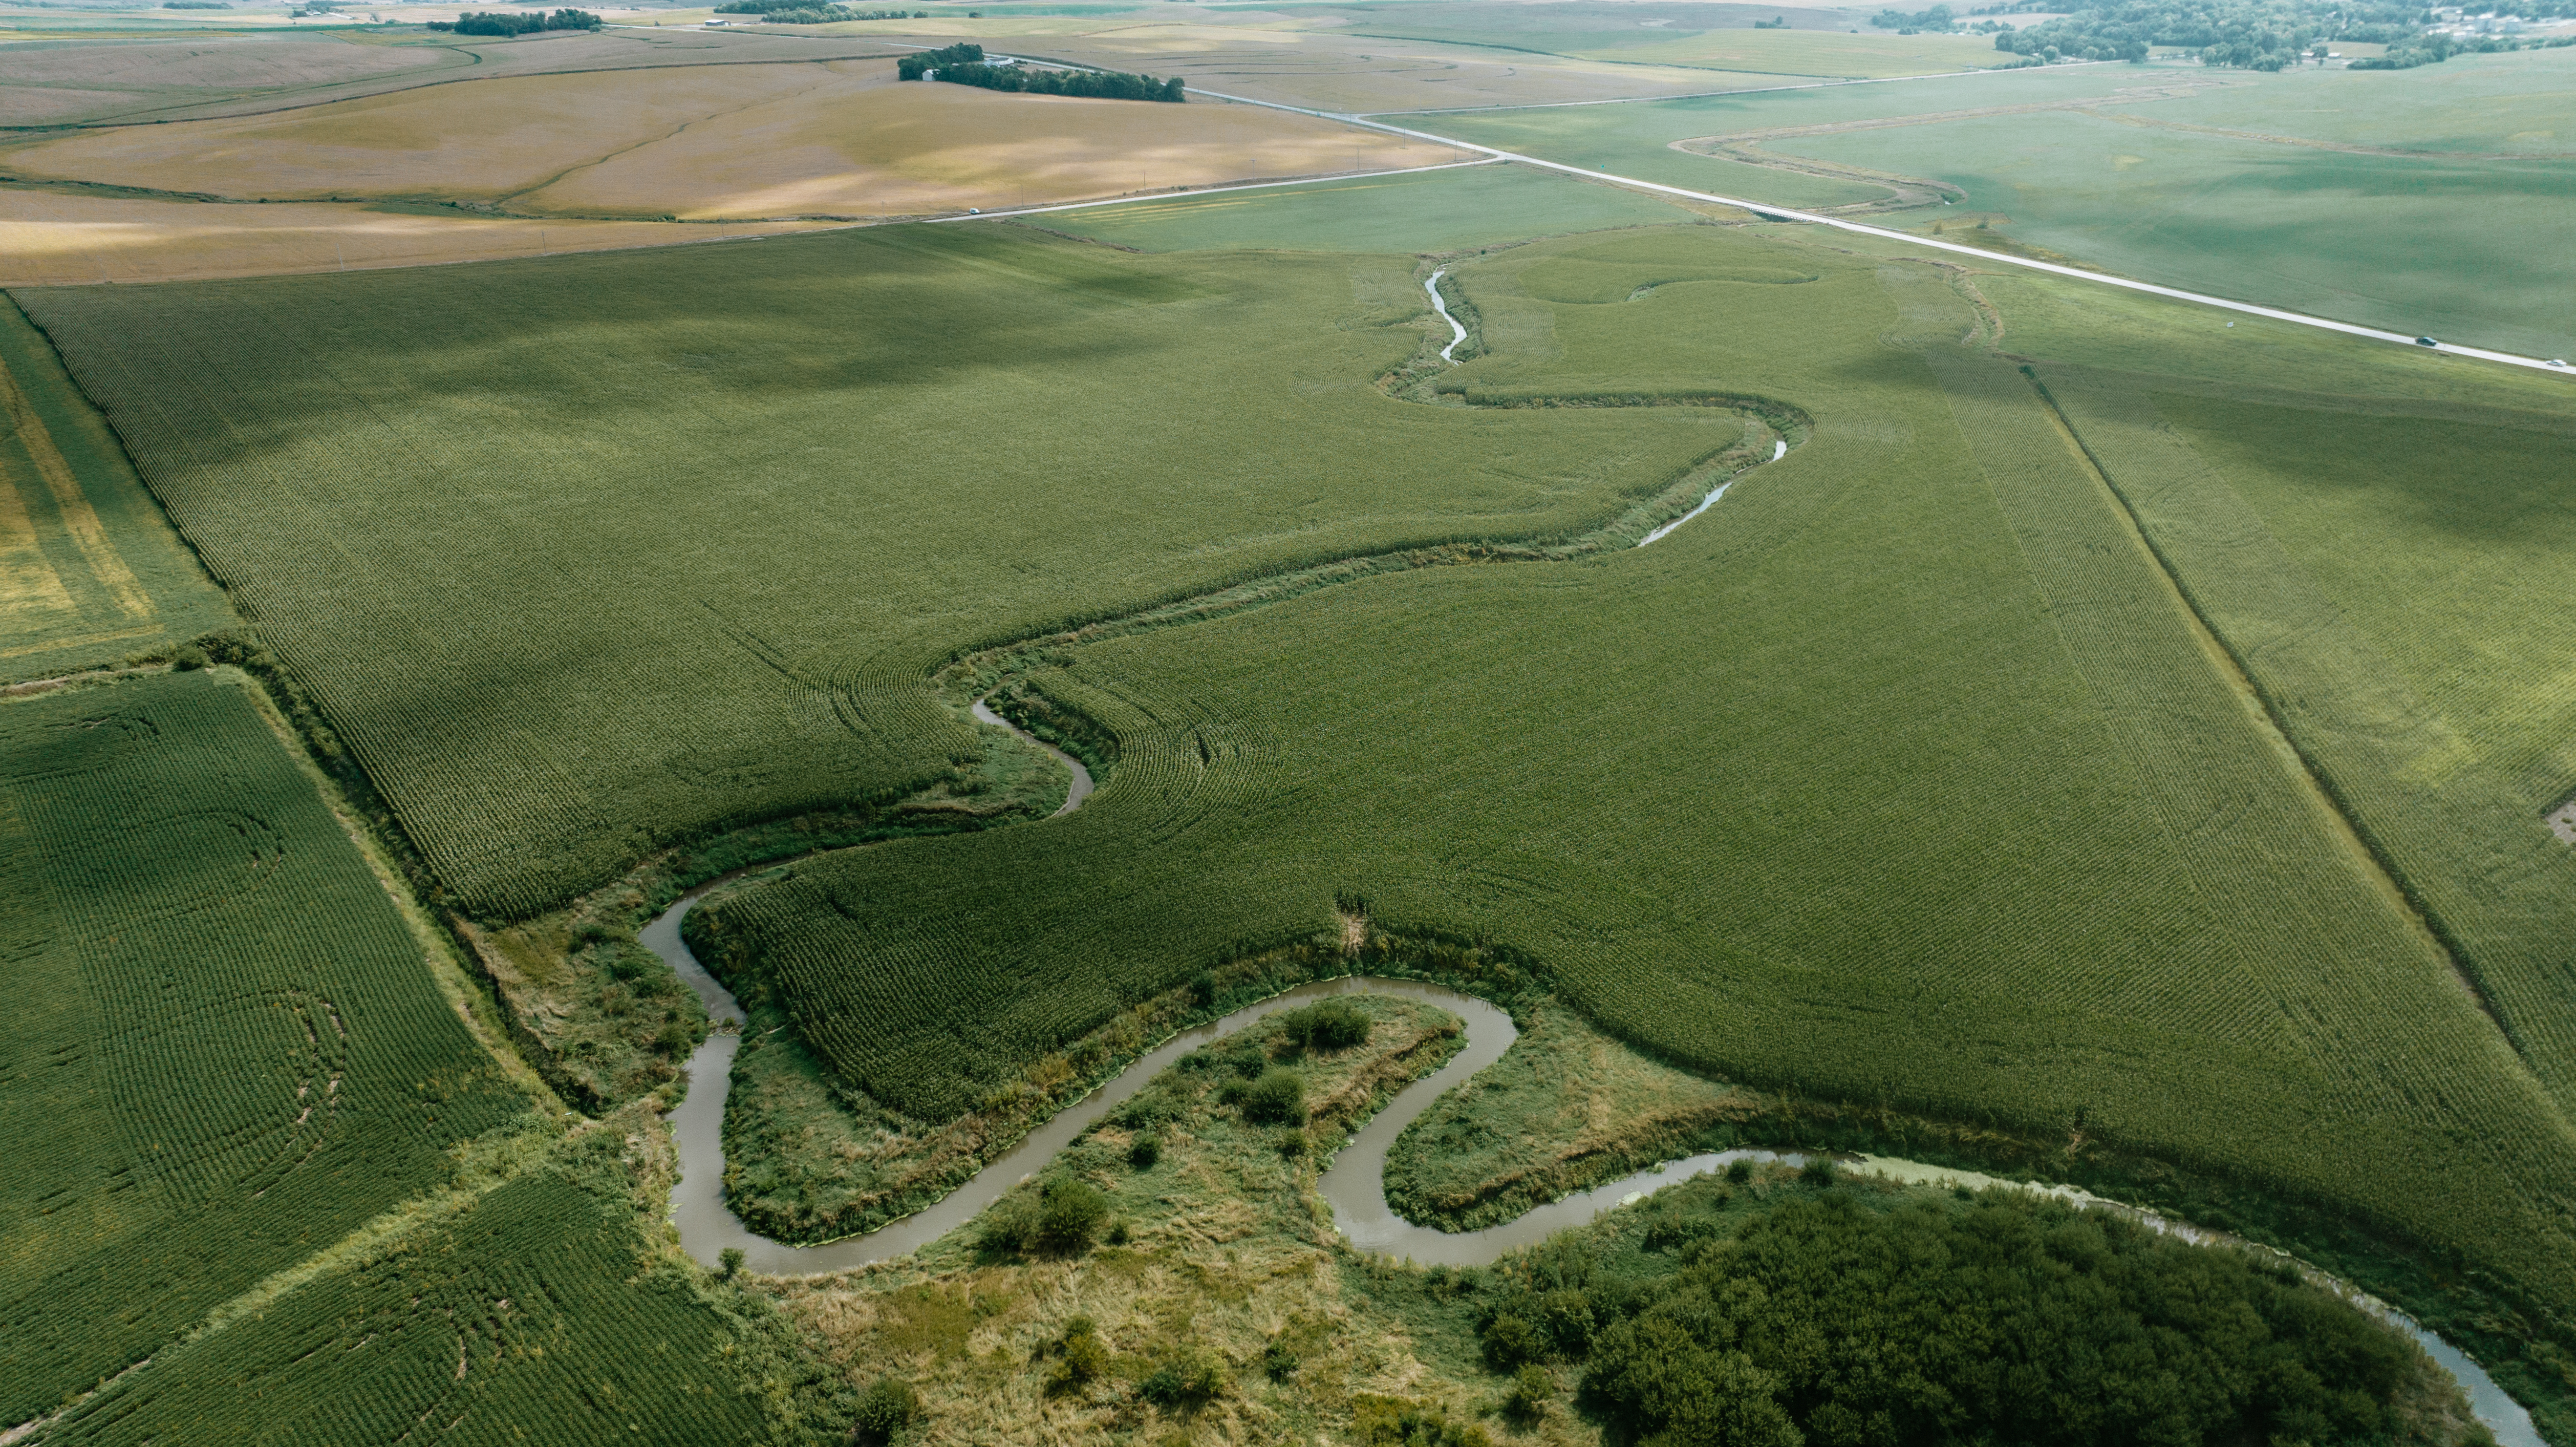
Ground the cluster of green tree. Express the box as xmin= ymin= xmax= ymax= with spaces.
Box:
xmin=714 ymin=0 xmax=927 ymax=17
xmin=932 ymin=61 xmax=1188 ymax=101
xmin=2349 ymin=28 xmax=2574 ymax=65
xmin=162 ymin=2 xmax=232 ymax=9
xmin=1988 ymin=0 xmax=2430 ymax=66
xmin=1465 ymin=1175 xmax=2435 ymax=1447
xmin=427 ymin=7 xmax=600 ymax=33
xmin=896 ymin=40 xmax=985 ymax=77
xmin=1873 ymin=3 xmax=1959 ymax=31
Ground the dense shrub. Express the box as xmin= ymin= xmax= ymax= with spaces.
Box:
xmin=850 ymin=1374 xmax=919 ymax=1444
xmin=1352 ymin=1396 xmax=1493 ymax=1447
xmin=1042 ymin=1318 xmax=1110 ymax=1395
xmin=1237 ymin=1068 xmax=1305 ymax=1125
xmin=1126 ymin=1134 xmax=1160 ymax=1170
xmin=980 ymin=1178 xmax=1109 ymax=1256
xmin=1503 ymin=1364 xmax=1554 ymax=1421
xmin=1137 ymin=1348 xmax=1224 ymax=1408
xmin=1279 ymin=999 xmax=1371 ymax=1052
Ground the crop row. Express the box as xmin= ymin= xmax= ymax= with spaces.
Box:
xmin=20 ymin=228 xmax=1737 ymax=919
xmin=0 ymin=673 xmax=525 ymax=1425
xmin=42 ymin=1170 xmax=765 ymax=1446
xmin=2047 ymin=371 xmax=2576 ymax=1116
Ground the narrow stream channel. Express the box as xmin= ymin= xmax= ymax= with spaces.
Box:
xmin=644 ymin=897 xmax=2537 ymax=1442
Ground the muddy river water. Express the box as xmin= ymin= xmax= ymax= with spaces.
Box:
xmin=643 ymin=885 xmax=2537 ymax=1442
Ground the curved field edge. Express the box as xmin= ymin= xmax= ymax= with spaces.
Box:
xmin=685 ymin=230 xmax=2576 ymax=1437
xmin=3 ymin=222 xmax=1807 ymax=920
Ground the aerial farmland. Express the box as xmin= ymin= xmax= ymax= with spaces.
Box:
xmin=1 ymin=0 xmax=2571 ymax=1442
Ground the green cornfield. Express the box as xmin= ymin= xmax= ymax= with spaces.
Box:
xmin=694 ymin=225 xmax=2576 ymax=1336
xmin=0 ymin=669 xmax=528 ymax=1424
xmin=15 ymin=226 xmax=1739 ymax=918
xmin=35 ymin=1168 xmax=768 ymax=1445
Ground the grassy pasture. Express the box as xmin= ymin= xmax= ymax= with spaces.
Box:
xmin=0 ymin=299 xmax=231 ymax=677
xmin=692 ymin=222 xmax=2576 ymax=1377
xmin=15 ymin=223 xmax=1743 ymax=916
xmin=3 ymin=61 xmax=1455 ymax=221
xmin=0 ymin=669 xmax=527 ymax=1425
xmin=1037 ymin=162 xmax=1697 ymax=252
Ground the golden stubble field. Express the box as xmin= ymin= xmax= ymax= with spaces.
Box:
xmin=0 ymin=58 xmax=1460 ymax=231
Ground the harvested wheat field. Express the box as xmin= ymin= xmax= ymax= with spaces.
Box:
xmin=1 ymin=59 xmax=1456 ymax=222
xmin=0 ymin=190 xmax=823 ymax=284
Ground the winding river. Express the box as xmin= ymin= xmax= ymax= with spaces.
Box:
xmin=643 ymin=696 xmax=2538 ymax=1443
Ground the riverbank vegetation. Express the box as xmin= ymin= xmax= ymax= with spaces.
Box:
xmin=755 ymin=1011 xmax=2490 ymax=1447
xmin=1384 ymin=999 xmax=1752 ymax=1233
xmin=762 ymin=994 xmax=1494 ymax=1444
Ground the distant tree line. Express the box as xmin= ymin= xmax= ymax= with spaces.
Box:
xmin=428 ymin=7 xmax=600 ymax=33
xmin=934 ymin=62 xmax=1187 ymax=101
xmin=1983 ymin=0 xmax=2431 ymax=66
xmin=896 ymin=41 xmax=986 ymax=77
xmin=713 ymin=0 xmax=928 ymax=18
xmin=162 ymin=2 xmax=232 ymax=9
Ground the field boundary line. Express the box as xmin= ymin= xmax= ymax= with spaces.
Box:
xmin=225 ymin=663 xmax=571 ymax=1115
xmin=2021 ymin=370 xmax=2528 ymax=1061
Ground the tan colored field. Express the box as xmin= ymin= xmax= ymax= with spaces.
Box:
xmin=0 ymin=190 xmax=824 ymax=285
xmin=536 ymin=77 xmax=1459 ymax=218
xmin=3 ymin=59 xmax=1457 ymax=221
xmin=0 ymin=22 xmax=907 ymax=126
